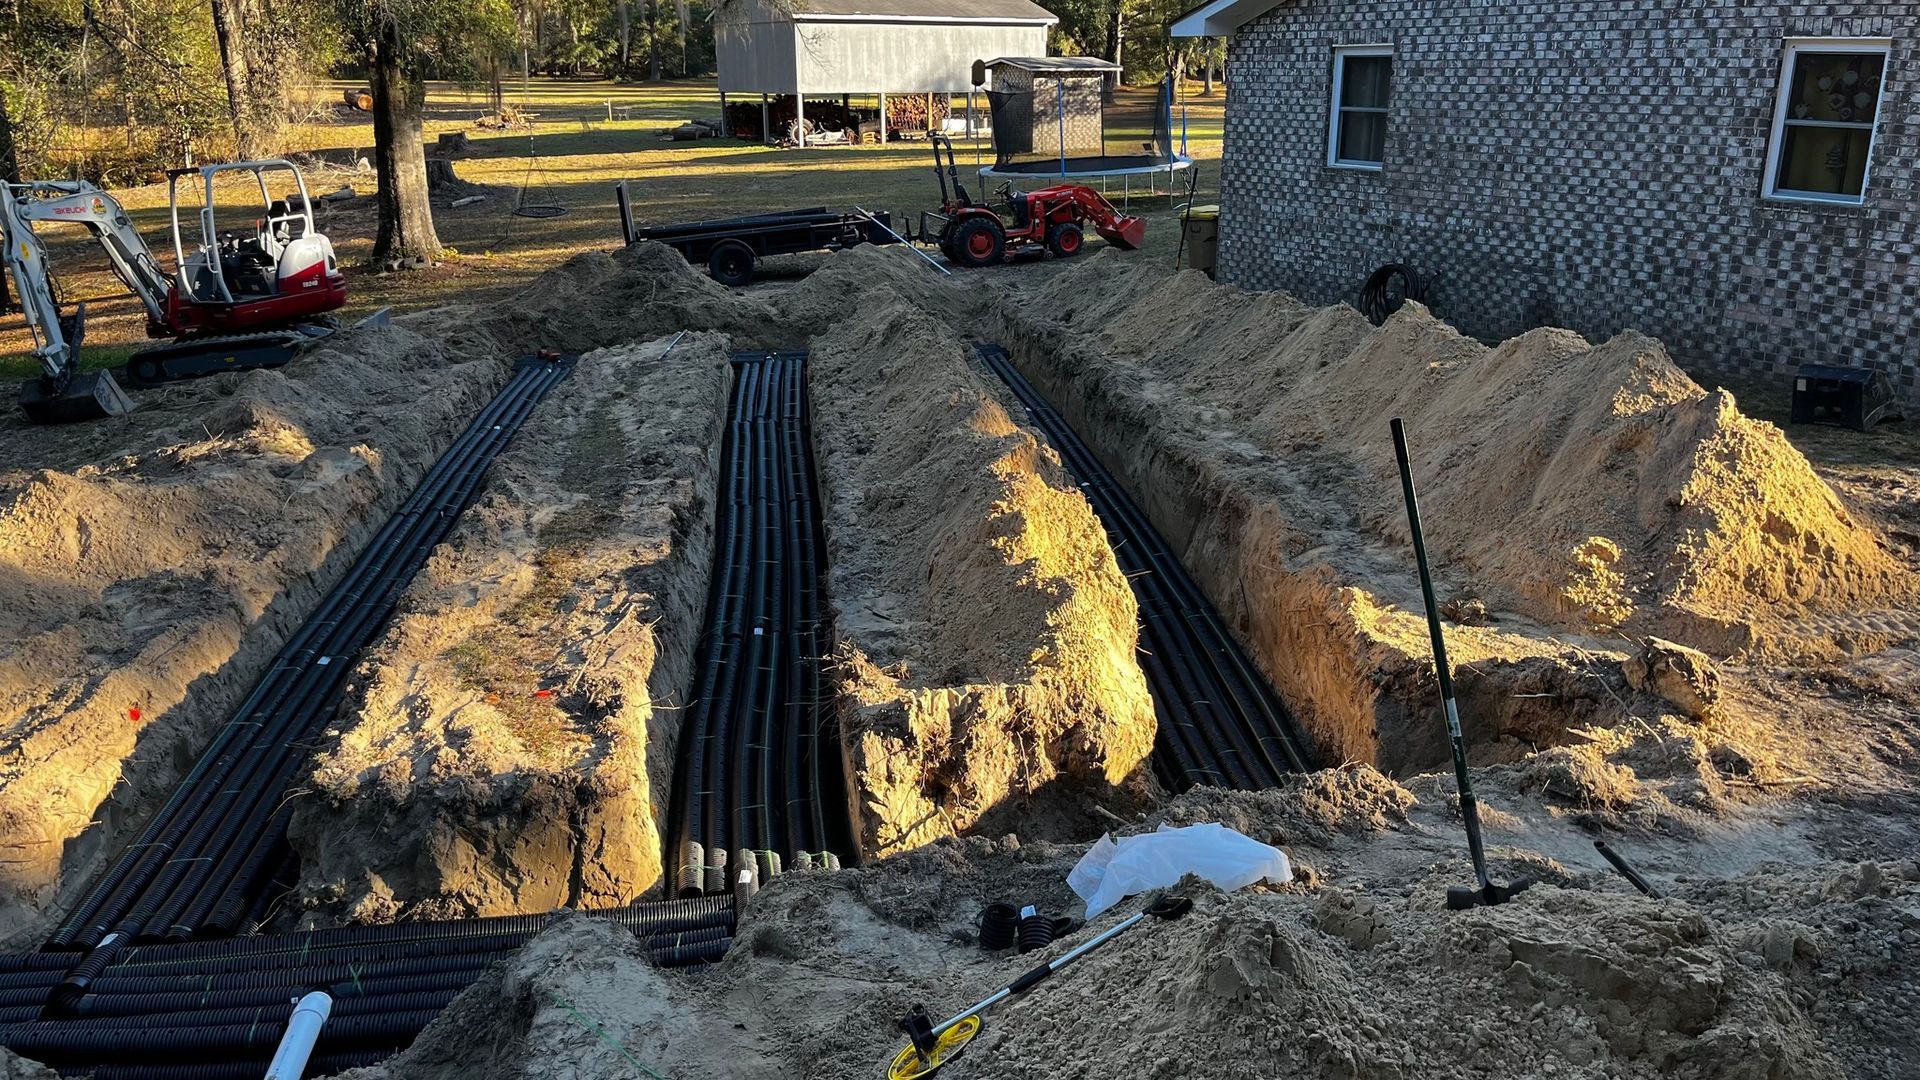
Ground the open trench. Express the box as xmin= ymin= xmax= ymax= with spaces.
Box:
xmin=0 ymin=249 xmax=1369 ymax=1075
xmin=0 ymin=356 xmax=737 ymax=1076
xmin=664 ymin=350 xmax=857 ymax=896
xmin=974 ymin=344 xmax=1316 ymax=788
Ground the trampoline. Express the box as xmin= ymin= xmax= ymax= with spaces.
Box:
xmin=975 ymin=61 xmax=1192 ymax=201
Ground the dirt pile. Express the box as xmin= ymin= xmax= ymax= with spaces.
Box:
xmin=987 ymin=251 xmax=1919 ymax=771
xmin=1010 ymin=252 xmax=1916 ymax=655
xmin=329 ymin=808 xmax=1915 ymax=1080
xmin=807 ymin=287 xmax=1156 ymax=859
xmin=401 ymin=242 xmax=777 ymax=359
xmin=772 ymin=242 xmax=977 ymax=339
xmin=287 ymin=335 xmax=731 ymax=921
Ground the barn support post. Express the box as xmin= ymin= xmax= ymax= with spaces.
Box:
xmin=878 ymin=92 xmax=888 ymax=144
xmin=796 ymin=94 xmax=807 ymax=147
xmin=760 ymin=93 xmax=770 ymax=144
xmin=718 ymin=90 xmax=728 ymax=132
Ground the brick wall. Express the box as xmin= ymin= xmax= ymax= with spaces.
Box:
xmin=1218 ymin=1 xmax=1920 ymax=399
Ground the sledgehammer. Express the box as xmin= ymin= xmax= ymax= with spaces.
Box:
xmin=1390 ymin=418 xmax=1532 ymax=911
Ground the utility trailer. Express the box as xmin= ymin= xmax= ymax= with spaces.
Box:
xmin=613 ymin=181 xmax=895 ymax=287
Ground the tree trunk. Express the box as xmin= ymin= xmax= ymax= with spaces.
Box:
xmin=1201 ymin=44 xmax=1216 ymax=96
xmin=647 ymin=0 xmax=662 ymax=81
xmin=209 ymin=0 xmax=255 ymax=156
xmin=1102 ymin=0 xmax=1126 ymax=99
xmin=0 ymin=89 xmax=21 ymax=185
xmin=0 ymin=95 xmax=15 ymax=315
xmin=369 ymin=27 xmax=441 ymax=268
xmin=672 ymin=0 xmax=690 ymax=75
xmin=617 ymin=0 xmax=631 ymax=75
xmin=210 ymin=0 xmax=283 ymax=158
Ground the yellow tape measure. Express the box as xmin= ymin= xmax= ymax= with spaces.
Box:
xmin=886 ymin=1015 xmax=982 ymax=1080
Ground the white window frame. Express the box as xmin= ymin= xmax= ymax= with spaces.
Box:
xmin=1328 ymin=44 xmax=1395 ymax=171
xmin=1763 ymin=37 xmax=1892 ymax=205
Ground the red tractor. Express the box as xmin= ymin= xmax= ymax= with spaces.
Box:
xmin=925 ymin=134 xmax=1144 ymax=268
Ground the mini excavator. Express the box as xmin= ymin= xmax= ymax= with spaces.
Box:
xmin=924 ymin=133 xmax=1145 ymax=268
xmin=3 ymin=159 xmax=347 ymax=423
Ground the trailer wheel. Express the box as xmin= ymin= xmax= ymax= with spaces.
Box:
xmin=1047 ymin=222 xmax=1084 ymax=259
xmin=708 ymin=241 xmax=756 ymax=287
xmin=950 ymin=218 xmax=1006 ymax=268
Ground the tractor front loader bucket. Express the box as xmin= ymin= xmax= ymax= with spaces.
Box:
xmin=1096 ymin=214 xmax=1147 ymax=251
xmin=19 ymin=369 xmax=138 ymax=423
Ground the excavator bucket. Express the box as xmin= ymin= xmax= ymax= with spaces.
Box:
xmin=15 ymin=305 xmax=138 ymax=423
xmin=19 ymin=369 xmax=138 ymax=424
xmin=1095 ymin=214 xmax=1146 ymax=251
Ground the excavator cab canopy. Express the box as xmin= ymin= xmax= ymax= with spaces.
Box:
xmin=167 ymin=160 xmax=322 ymax=307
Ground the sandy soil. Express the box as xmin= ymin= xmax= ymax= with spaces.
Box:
xmin=285 ymin=334 xmax=732 ymax=922
xmin=332 ymin=769 xmax=1918 ymax=1080
xmin=0 ymin=243 xmax=772 ymax=945
xmin=6 ymin=239 xmax=1917 ymax=1080
xmin=807 ymin=286 xmax=1156 ymax=860
xmin=984 ymin=252 xmax=1920 ymax=774
xmin=0 ymin=317 xmax=512 ymax=946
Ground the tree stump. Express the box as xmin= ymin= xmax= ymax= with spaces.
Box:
xmin=425 ymin=157 xmax=460 ymax=190
xmin=434 ymin=131 xmax=472 ymax=155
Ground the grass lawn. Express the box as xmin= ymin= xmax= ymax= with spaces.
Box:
xmin=2 ymin=77 xmax=1227 ymax=378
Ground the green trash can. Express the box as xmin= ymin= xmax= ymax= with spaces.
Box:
xmin=1181 ymin=204 xmax=1219 ymax=277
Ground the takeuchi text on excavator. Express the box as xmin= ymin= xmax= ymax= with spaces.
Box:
xmin=922 ymin=133 xmax=1145 ymax=269
xmin=2 ymin=159 xmax=349 ymax=423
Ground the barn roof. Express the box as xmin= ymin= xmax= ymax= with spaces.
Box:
xmin=794 ymin=0 xmax=1056 ymax=22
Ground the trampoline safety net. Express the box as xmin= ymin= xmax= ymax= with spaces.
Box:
xmin=985 ymin=75 xmax=1175 ymax=171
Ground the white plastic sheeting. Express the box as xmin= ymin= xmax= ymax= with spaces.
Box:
xmin=1068 ymin=823 xmax=1292 ymax=917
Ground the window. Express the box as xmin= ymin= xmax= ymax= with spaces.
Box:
xmin=1764 ymin=39 xmax=1891 ymax=204
xmin=1329 ymin=45 xmax=1393 ymax=170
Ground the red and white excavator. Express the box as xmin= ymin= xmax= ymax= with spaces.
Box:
xmin=3 ymin=159 xmax=348 ymax=423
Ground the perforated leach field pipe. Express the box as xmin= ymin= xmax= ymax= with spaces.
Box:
xmin=52 ymin=351 xmax=576 ymax=949
xmin=666 ymin=351 xmax=851 ymax=897
xmin=49 ymin=362 xmax=562 ymax=951
xmin=2 ymin=899 xmax=731 ymax=1071
xmin=973 ymin=344 xmax=1315 ymax=789
xmin=41 ymin=358 xmax=576 ymax=1017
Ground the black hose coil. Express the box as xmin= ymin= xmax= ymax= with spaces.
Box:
xmin=1359 ymin=263 xmax=1427 ymax=327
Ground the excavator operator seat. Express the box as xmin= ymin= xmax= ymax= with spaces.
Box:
xmin=265 ymin=196 xmax=310 ymax=246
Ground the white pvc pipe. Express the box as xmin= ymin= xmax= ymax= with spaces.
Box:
xmin=264 ymin=991 xmax=333 ymax=1080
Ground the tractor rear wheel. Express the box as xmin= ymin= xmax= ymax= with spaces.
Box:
xmin=1047 ymin=222 xmax=1085 ymax=259
xmin=950 ymin=217 xmax=1006 ymax=268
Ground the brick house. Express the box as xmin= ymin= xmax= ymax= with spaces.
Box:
xmin=1170 ymin=1 xmax=1919 ymax=399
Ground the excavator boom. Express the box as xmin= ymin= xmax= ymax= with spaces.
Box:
xmin=1 ymin=182 xmax=139 ymax=421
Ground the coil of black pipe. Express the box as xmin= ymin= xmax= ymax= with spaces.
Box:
xmin=974 ymin=345 xmax=1315 ymax=789
xmin=1359 ymin=263 xmax=1427 ymax=327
